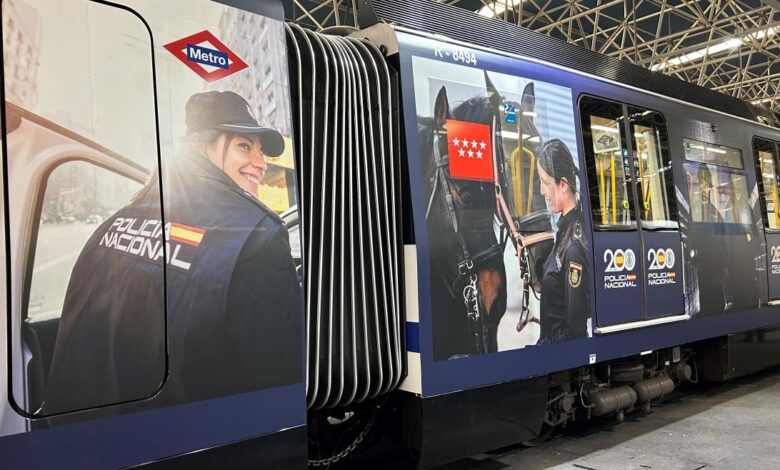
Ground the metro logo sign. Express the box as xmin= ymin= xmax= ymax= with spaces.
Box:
xmin=446 ymin=119 xmax=494 ymax=182
xmin=164 ymin=30 xmax=248 ymax=83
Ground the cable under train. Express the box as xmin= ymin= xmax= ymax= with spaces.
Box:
xmin=1 ymin=0 xmax=780 ymax=468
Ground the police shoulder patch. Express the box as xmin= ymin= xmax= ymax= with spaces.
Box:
xmin=568 ymin=261 xmax=582 ymax=288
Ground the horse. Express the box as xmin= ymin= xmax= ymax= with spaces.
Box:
xmin=420 ymin=72 xmax=513 ymax=359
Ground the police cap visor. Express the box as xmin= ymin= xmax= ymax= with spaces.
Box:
xmin=185 ymin=91 xmax=285 ymax=157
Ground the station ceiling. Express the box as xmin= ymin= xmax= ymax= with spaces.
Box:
xmin=285 ymin=0 xmax=780 ymax=113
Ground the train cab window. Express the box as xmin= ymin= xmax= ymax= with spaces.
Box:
xmin=627 ymin=108 xmax=677 ymax=229
xmin=683 ymin=139 xmax=751 ymax=224
xmin=754 ymin=138 xmax=780 ymax=230
xmin=3 ymin=0 xmax=162 ymax=416
xmin=580 ymin=97 xmax=636 ymax=229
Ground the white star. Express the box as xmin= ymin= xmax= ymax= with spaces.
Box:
xmin=477 ymin=150 xmax=483 ymax=159
xmin=453 ymin=138 xmax=461 ymax=147
xmin=479 ymin=140 xmax=486 ymax=150
xmin=458 ymin=148 xmax=465 ymax=157
xmin=468 ymin=150 xmax=474 ymax=158
xmin=471 ymin=140 xmax=478 ymax=148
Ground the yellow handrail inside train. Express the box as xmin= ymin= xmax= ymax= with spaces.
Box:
xmin=611 ymin=154 xmax=617 ymax=225
xmin=524 ymin=146 xmax=535 ymax=214
xmin=598 ymin=157 xmax=607 ymax=225
xmin=511 ymin=146 xmax=524 ymax=214
xmin=773 ymin=183 xmax=780 ymax=228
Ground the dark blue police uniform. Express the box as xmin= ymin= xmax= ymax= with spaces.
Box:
xmin=538 ymin=207 xmax=591 ymax=344
xmin=43 ymin=151 xmax=302 ymax=414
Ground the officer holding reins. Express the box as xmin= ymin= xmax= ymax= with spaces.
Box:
xmin=44 ymin=91 xmax=302 ymax=414
xmin=535 ymin=139 xmax=591 ymax=344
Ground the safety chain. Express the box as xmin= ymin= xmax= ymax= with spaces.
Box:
xmin=308 ymin=400 xmax=385 ymax=467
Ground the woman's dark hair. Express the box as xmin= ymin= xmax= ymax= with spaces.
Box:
xmin=538 ymin=138 xmax=579 ymax=193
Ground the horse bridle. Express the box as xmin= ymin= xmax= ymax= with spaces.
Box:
xmin=490 ymin=116 xmax=555 ymax=331
xmin=426 ymin=115 xmax=553 ymax=353
xmin=425 ymin=122 xmax=503 ymax=354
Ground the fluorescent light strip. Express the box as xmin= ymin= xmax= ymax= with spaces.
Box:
xmin=500 ymin=130 xmax=531 ymax=140
xmin=651 ymin=26 xmax=778 ymax=72
xmin=591 ymin=124 xmax=620 ymax=133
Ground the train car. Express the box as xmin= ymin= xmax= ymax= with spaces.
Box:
xmin=293 ymin=1 xmax=780 ymax=467
xmin=0 ymin=0 xmax=308 ymax=467
xmin=2 ymin=0 xmax=780 ymax=468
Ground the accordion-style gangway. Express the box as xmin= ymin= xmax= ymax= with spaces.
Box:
xmin=286 ymin=24 xmax=404 ymax=410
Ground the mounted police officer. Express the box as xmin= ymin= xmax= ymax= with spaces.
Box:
xmin=43 ymin=91 xmax=302 ymax=414
xmin=535 ymin=139 xmax=591 ymax=344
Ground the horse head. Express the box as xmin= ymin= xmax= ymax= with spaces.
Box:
xmin=420 ymin=78 xmax=508 ymax=355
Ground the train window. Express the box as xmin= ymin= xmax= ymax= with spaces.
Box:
xmin=628 ymin=108 xmax=676 ymax=229
xmin=683 ymin=138 xmax=743 ymax=170
xmin=753 ymin=138 xmax=780 ymax=230
xmin=683 ymin=139 xmax=750 ymax=224
xmin=685 ymin=167 xmax=751 ymax=225
xmin=4 ymin=0 xmax=162 ymax=416
xmin=580 ymin=97 xmax=636 ymax=229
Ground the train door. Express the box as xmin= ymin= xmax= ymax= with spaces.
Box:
xmin=580 ymin=96 xmax=684 ymax=331
xmin=753 ymin=137 xmax=780 ymax=302
xmin=3 ymin=0 xmax=163 ymax=419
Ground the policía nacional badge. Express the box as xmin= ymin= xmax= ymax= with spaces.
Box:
xmin=569 ymin=261 xmax=582 ymax=288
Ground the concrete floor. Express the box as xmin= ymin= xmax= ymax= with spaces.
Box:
xmin=437 ymin=366 xmax=780 ymax=470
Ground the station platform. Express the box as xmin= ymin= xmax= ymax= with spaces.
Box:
xmin=438 ymin=366 xmax=780 ymax=470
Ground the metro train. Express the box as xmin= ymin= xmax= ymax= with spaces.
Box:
xmin=1 ymin=0 xmax=780 ymax=468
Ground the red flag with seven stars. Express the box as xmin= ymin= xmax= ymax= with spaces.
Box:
xmin=446 ymin=119 xmax=494 ymax=182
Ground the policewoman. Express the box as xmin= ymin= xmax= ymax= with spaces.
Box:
xmin=535 ymin=139 xmax=591 ymax=344
xmin=44 ymin=91 xmax=302 ymax=414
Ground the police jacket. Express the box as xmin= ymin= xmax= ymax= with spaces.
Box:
xmin=538 ymin=206 xmax=591 ymax=344
xmin=43 ymin=151 xmax=302 ymax=414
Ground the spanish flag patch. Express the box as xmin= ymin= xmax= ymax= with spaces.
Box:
xmin=169 ymin=223 xmax=206 ymax=246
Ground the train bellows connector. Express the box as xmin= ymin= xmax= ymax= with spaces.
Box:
xmin=286 ymin=24 xmax=405 ymax=411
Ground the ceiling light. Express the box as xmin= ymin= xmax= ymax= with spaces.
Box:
xmin=651 ymin=25 xmax=778 ymax=72
xmin=591 ymin=124 xmax=620 ymax=134
xmin=478 ymin=0 xmax=521 ymax=18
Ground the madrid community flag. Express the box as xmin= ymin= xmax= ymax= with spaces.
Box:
xmin=446 ymin=119 xmax=494 ymax=181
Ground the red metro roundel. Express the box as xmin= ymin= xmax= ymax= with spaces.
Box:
xmin=164 ymin=30 xmax=248 ymax=83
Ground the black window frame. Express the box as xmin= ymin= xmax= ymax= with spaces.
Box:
xmin=753 ymin=136 xmax=780 ymax=232
xmin=579 ymin=94 xmax=678 ymax=232
xmin=626 ymin=105 xmax=678 ymax=230
xmin=2 ymin=0 xmax=165 ymax=419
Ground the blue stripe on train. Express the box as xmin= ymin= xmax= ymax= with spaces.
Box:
xmin=406 ymin=321 xmax=420 ymax=353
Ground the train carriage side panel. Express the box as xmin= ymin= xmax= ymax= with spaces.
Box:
xmin=0 ymin=0 xmax=306 ymax=467
xmin=393 ymin=28 xmax=780 ymax=398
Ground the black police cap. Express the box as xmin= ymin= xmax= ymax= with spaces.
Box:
xmin=185 ymin=91 xmax=285 ymax=157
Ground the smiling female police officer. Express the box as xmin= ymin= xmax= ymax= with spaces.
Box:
xmin=535 ymin=139 xmax=591 ymax=344
xmin=44 ymin=91 xmax=302 ymax=414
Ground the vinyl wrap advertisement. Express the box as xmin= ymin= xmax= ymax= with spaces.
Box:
xmin=397 ymin=31 xmax=778 ymax=397
xmin=0 ymin=0 xmax=304 ymax=464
